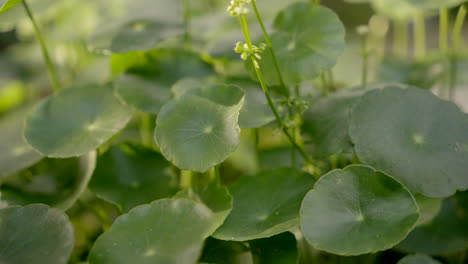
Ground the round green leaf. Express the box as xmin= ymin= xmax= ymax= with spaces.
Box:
xmin=155 ymin=85 xmax=245 ymax=172
xmin=114 ymin=74 xmax=172 ymax=114
xmin=24 ymin=84 xmax=134 ymax=158
xmin=1 ymin=151 xmax=96 ymax=210
xmin=0 ymin=0 xmax=22 ymax=13
xmin=0 ymin=204 xmax=74 ymax=264
xmin=300 ymin=165 xmax=419 ymax=256
xmin=397 ymin=254 xmax=441 ymax=264
xmin=349 ymin=86 xmax=468 ymax=198
xmin=302 ymin=90 xmax=362 ymax=157
xmin=89 ymin=144 xmax=178 ymax=212
xmin=89 ymin=198 xmax=220 ymax=264
xmin=250 ymin=232 xmax=298 ymax=264
xmin=0 ymin=106 xmax=42 ymax=179
xmin=250 ymin=2 xmax=345 ymax=86
xmin=398 ymin=191 xmax=468 ymax=255
xmin=175 ymin=180 xmax=232 ymax=230
xmin=213 ymin=168 xmax=315 ymax=241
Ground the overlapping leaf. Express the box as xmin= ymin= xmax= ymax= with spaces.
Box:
xmin=214 ymin=168 xmax=315 ymax=241
xmin=398 ymin=191 xmax=468 ymax=255
xmin=89 ymin=198 xmax=221 ymax=264
xmin=89 ymin=144 xmax=178 ymax=212
xmin=302 ymin=90 xmax=362 ymax=157
xmin=0 ymin=204 xmax=74 ymax=264
xmin=398 ymin=254 xmax=441 ymax=264
xmin=0 ymin=105 xmax=42 ymax=179
xmin=24 ymin=84 xmax=134 ymax=158
xmin=1 ymin=151 xmax=96 ymax=210
xmin=249 ymin=2 xmax=345 ymax=86
xmin=349 ymin=85 xmax=468 ymax=198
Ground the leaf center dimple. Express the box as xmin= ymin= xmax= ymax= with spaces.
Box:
xmin=412 ymin=133 xmax=425 ymax=146
xmin=203 ymin=126 xmax=213 ymax=134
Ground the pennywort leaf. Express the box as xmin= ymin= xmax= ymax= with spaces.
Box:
xmin=24 ymin=84 xmax=134 ymax=158
xmin=0 ymin=204 xmax=74 ymax=264
xmin=214 ymin=168 xmax=315 ymax=241
xmin=89 ymin=198 xmax=222 ymax=264
xmin=155 ymin=84 xmax=245 ymax=172
xmin=349 ymin=85 xmax=468 ymax=198
xmin=300 ymin=165 xmax=419 ymax=256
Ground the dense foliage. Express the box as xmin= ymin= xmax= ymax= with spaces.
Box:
xmin=0 ymin=0 xmax=468 ymax=263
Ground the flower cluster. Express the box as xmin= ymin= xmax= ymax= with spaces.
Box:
xmin=234 ymin=41 xmax=266 ymax=68
xmin=227 ymin=0 xmax=252 ymax=16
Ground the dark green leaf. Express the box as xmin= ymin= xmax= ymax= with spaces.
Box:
xmin=1 ymin=151 xmax=96 ymax=210
xmin=0 ymin=204 xmax=74 ymax=264
xmin=155 ymin=85 xmax=245 ymax=172
xmin=249 ymin=2 xmax=345 ymax=86
xmin=378 ymin=57 xmax=443 ymax=90
xmin=302 ymin=90 xmax=362 ymax=157
xmin=114 ymin=74 xmax=172 ymax=114
xmin=398 ymin=191 xmax=468 ymax=255
xmin=0 ymin=105 xmax=42 ymax=179
xmin=24 ymin=84 xmax=134 ymax=158
xmin=89 ymin=144 xmax=178 ymax=212
xmin=250 ymin=232 xmax=298 ymax=264
xmin=349 ymin=85 xmax=468 ymax=198
xmin=175 ymin=180 xmax=232 ymax=232
xmin=200 ymin=238 xmax=251 ymax=264
xmin=397 ymin=254 xmax=441 ymax=264
xmin=214 ymin=168 xmax=315 ymax=241
xmin=300 ymin=165 xmax=419 ymax=255
xmin=89 ymin=198 xmax=221 ymax=264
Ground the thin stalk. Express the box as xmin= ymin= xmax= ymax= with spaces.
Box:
xmin=359 ymin=33 xmax=369 ymax=87
xmin=414 ymin=12 xmax=426 ymax=59
xmin=440 ymin=8 xmax=449 ymax=53
xmin=393 ymin=20 xmax=408 ymax=57
xmin=238 ymin=15 xmax=312 ymax=164
xmin=320 ymin=72 xmax=329 ymax=96
xmin=140 ymin=113 xmax=153 ymax=147
xmin=22 ymin=0 xmax=60 ymax=91
xmin=180 ymin=170 xmax=193 ymax=188
xmin=251 ymin=0 xmax=289 ymax=97
xmin=448 ymin=57 xmax=457 ymax=100
xmin=181 ymin=0 xmax=191 ymax=47
xmin=448 ymin=5 xmax=467 ymax=100
xmin=453 ymin=5 xmax=467 ymax=51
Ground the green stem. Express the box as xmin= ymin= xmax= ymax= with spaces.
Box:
xmin=360 ymin=34 xmax=369 ymax=87
xmin=251 ymin=0 xmax=289 ymax=97
xmin=453 ymin=5 xmax=467 ymax=51
xmin=21 ymin=0 xmax=60 ymax=91
xmin=238 ymin=15 xmax=312 ymax=164
xmin=440 ymin=8 xmax=449 ymax=53
xmin=414 ymin=12 xmax=426 ymax=59
xmin=320 ymin=72 xmax=329 ymax=95
xmin=394 ymin=20 xmax=408 ymax=57
xmin=180 ymin=170 xmax=193 ymax=188
xmin=140 ymin=113 xmax=153 ymax=147
xmin=449 ymin=57 xmax=457 ymax=100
